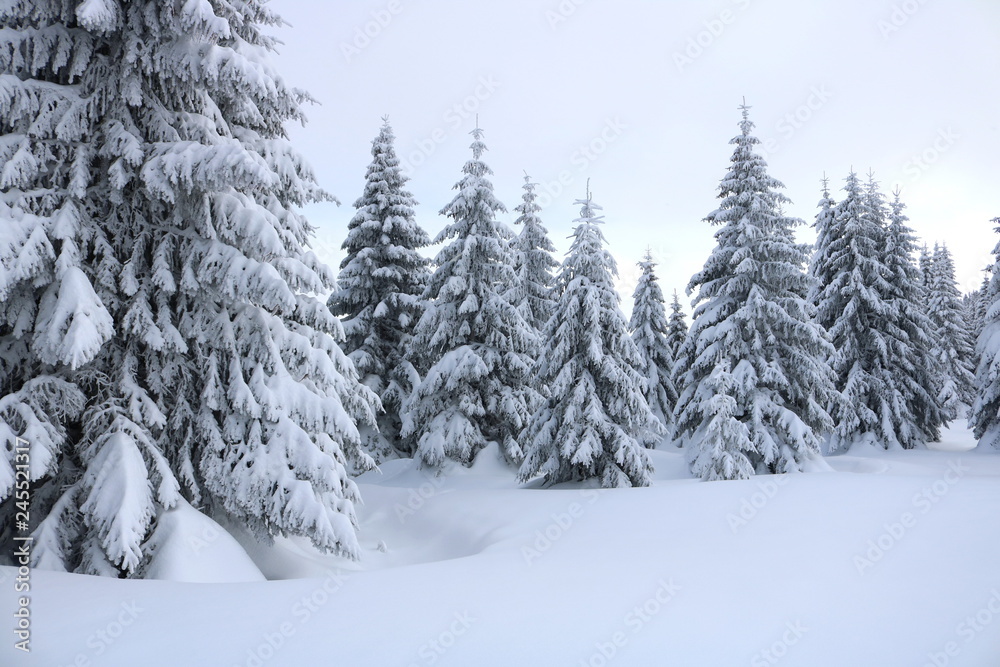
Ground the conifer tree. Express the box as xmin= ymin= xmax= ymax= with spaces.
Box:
xmin=807 ymin=176 xmax=837 ymax=307
xmin=402 ymin=127 xmax=538 ymax=469
xmin=629 ymin=251 xmax=676 ymax=440
xmin=665 ymin=291 xmax=689 ymax=362
xmin=884 ymin=189 xmax=945 ymax=439
xmin=918 ymin=245 xmax=933 ymax=291
xmin=327 ymin=118 xmax=431 ymax=459
xmin=519 ymin=188 xmax=656 ymax=487
xmin=509 ymin=173 xmax=558 ymax=336
xmin=672 ymin=104 xmax=836 ymax=480
xmin=0 ymin=0 xmax=378 ymax=574
xmin=971 ymin=218 xmax=1000 ymax=448
xmin=926 ymin=244 xmax=977 ymax=414
xmin=812 ymin=174 xmax=940 ymax=450
xmin=968 ymin=272 xmax=991 ymax=348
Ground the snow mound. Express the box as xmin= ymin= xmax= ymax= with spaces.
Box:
xmin=646 ymin=446 xmax=693 ymax=481
xmin=142 ymin=499 xmax=265 ymax=583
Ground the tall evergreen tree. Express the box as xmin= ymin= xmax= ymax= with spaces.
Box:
xmin=509 ymin=173 xmax=558 ymax=336
xmin=807 ymin=175 xmax=837 ymax=307
xmin=629 ymin=251 xmax=676 ymax=440
xmin=883 ymin=189 xmax=945 ymax=440
xmin=665 ymin=290 xmax=688 ymax=363
xmin=402 ymin=127 xmax=537 ymax=469
xmin=971 ymin=218 xmax=1000 ymax=447
xmin=812 ymin=173 xmax=940 ymax=451
xmin=519 ymin=189 xmax=656 ymax=487
xmin=918 ymin=245 xmax=933 ymax=291
xmin=672 ymin=104 xmax=836 ymax=480
xmin=327 ymin=118 xmax=431 ymax=459
xmin=968 ymin=271 xmax=992 ymax=350
xmin=926 ymin=243 xmax=977 ymax=415
xmin=0 ymin=0 xmax=378 ymax=575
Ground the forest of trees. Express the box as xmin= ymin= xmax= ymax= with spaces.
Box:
xmin=1 ymin=2 xmax=995 ymax=577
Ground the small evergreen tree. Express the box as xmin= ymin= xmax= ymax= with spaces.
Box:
xmin=673 ymin=104 xmax=836 ymax=480
xmin=519 ymin=188 xmax=656 ymax=487
xmin=967 ymin=271 xmax=991 ymax=351
xmin=629 ymin=251 xmax=676 ymax=441
xmin=926 ymin=243 xmax=977 ymax=416
xmin=807 ymin=175 xmax=837 ymax=308
xmin=402 ymin=127 xmax=538 ymax=469
xmin=971 ymin=218 xmax=1000 ymax=448
xmin=918 ymin=245 xmax=933 ymax=291
xmin=327 ymin=118 xmax=431 ymax=459
xmin=509 ymin=173 xmax=558 ymax=336
xmin=665 ymin=291 xmax=689 ymax=362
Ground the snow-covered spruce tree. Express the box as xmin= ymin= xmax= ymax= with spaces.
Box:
xmin=327 ymin=118 xmax=431 ymax=460
xmin=508 ymin=173 xmax=558 ymax=336
xmin=0 ymin=1 xmax=379 ymax=575
xmin=918 ymin=245 xmax=933 ymax=291
xmin=969 ymin=217 xmax=1000 ymax=449
xmin=971 ymin=219 xmax=1000 ymax=448
xmin=672 ymin=104 xmax=836 ymax=480
xmin=926 ymin=243 xmax=977 ymax=416
xmin=965 ymin=279 xmax=984 ymax=335
xmin=519 ymin=189 xmax=656 ymax=487
xmin=966 ymin=272 xmax=991 ymax=354
xmin=883 ymin=188 xmax=944 ymax=441
xmin=665 ymin=290 xmax=688 ymax=362
xmin=812 ymin=173 xmax=939 ymax=451
xmin=806 ymin=176 xmax=837 ymax=307
xmin=977 ymin=272 xmax=992 ymax=326
xmin=629 ymin=251 xmax=676 ymax=441
xmin=402 ymin=127 xmax=538 ymax=469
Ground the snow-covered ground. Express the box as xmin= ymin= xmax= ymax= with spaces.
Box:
xmin=5 ymin=424 xmax=999 ymax=666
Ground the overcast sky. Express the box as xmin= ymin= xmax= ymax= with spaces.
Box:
xmin=270 ymin=0 xmax=1000 ymax=313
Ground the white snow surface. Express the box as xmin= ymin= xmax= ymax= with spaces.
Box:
xmin=4 ymin=426 xmax=1000 ymax=666
xmin=141 ymin=499 xmax=265 ymax=584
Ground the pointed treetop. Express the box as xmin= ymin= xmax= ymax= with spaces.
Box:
xmin=469 ymin=123 xmax=487 ymax=160
xmin=738 ymin=97 xmax=753 ymax=129
xmin=575 ymin=180 xmax=604 ymax=221
xmin=734 ymin=99 xmax=756 ymax=139
xmin=643 ymin=247 xmax=654 ymax=264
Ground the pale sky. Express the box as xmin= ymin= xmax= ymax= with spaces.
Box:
xmin=270 ymin=0 xmax=1000 ymax=314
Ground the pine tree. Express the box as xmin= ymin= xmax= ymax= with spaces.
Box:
xmin=812 ymin=174 xmax=939 ymax=451
xmin=0 ymin=1 xmax=378 ymax=575
xmin=519 ymin=188 xmax=656 ymax=487
xmin=807 ymin=176 xmax=837 ymax=307
xmin=971 ymin=218 xmax=1000 ymax=448
xmin=402 ymin=127 xmax=538 ymax=469
xmin=665 ymin=292 xmax=689 ymax=364
xmin=918 ymin=245 xmax=933 ymax=292
xmin=883 ymin=189 xmax=945 ymax=440
xmin=327 ymin=118 xmax=431 ymax=460
xmin=926 ymin=243 xmax=977 ymax=416
xmin=629 ymin=251 xmax=676 ymax=441
xmin=509 ymin=173 xmax=558 ymax=336
xmin=672 ymin=104 xmax=836 ymax=480
xmin=968 ymin=271 xmax=991 ymax=348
